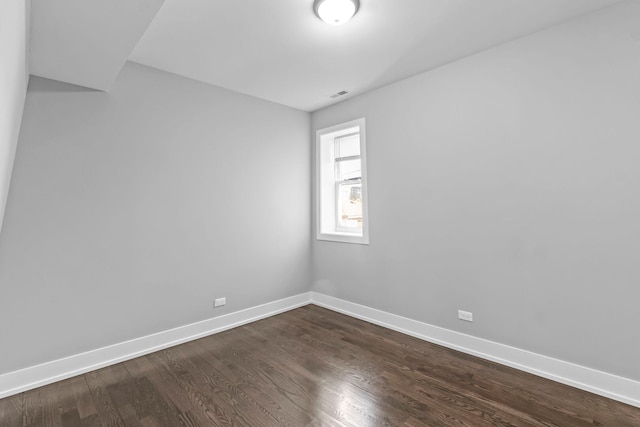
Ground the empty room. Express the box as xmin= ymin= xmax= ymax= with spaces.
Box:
xmin=1 ymin=0 xmax=639 ymax=425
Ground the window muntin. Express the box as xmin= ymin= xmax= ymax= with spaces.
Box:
xmin=316 ymin=118 xmax=369 ymax=244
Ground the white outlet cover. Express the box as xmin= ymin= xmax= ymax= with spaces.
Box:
xmin=214 ymin=297 xmax=226 ymax=307
xmin=458 ymin=310 xmax=473 ymax=322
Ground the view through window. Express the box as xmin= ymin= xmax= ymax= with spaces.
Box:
xmin=334 ymin=133 xmax=363 ymax=231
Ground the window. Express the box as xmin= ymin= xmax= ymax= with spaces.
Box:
xmin=316 ymin=118 xmax=369 ymax=244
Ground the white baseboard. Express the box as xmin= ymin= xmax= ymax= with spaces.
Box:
xmin=0 ymin=292 xmax=312 ymax=399
xmin=309 ymin=292 xmax=640 ymax=408
xmin=3 ymin=291 xmax=638 ymax=409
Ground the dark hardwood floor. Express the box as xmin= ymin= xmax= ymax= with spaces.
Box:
xmin=1 ymin=305 xmax=639 ymax=426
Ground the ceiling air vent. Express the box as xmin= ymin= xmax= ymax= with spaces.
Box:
xmin=330 ymin=90 xmax=349 ymax=99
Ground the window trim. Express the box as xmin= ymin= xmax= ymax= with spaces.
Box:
xmin=316 ymin=118 xmax=369 ymax=245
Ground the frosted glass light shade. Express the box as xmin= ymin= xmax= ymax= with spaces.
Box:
xmin=314 ymin=0 xmax=360 ymax=26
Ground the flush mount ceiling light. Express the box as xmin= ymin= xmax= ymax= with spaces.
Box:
xmin=313 ymin=0 xmax=360 ymax=26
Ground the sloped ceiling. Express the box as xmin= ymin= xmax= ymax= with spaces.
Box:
xmin=29 ymin=0 xmax=165 ymax=91
xmin=30 ymin=0 xmax=622 ymax=110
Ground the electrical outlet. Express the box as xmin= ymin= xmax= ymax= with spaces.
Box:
xmin=458 ymin=310 xmax=473 ymax=322
xmin=214 ymin=297 xmax=226 ymax=308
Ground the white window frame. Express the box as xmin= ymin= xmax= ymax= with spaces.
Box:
xmin=316 ymin=118 xmax=369 ymax=245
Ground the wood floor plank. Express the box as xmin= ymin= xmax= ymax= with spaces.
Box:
xmin=193 ymin=335 xmax=316 ymax=426
xmin=40 ymin=381 xmax=71 ymax=427
xmin=243 ymin=317 xmax=413 ymax=425
xmin=198 ymin=325 xmax=379 ymax=426
xmin=1 ymin=305 xmax=639 ymax=426
xmin=92 ymin=363 xmax=146 ymax=427
xmin=179 ymin=339 xmax=290 ymax=426
xmin=84 ymin=368 xmax=127 ymax=427
xmin=64 ymin=376 xmax=100 ymax=427
xmin=0 ymin=393 xmax=22 ymax=427
xmin=22 ymin=387 xmax=43 ymax=427
xmin=122 ymin=356 xmax=192 ymax=427
xmin=147 ymin=348 xmax=238 ymax=426
xmin=158 ymin=342 xmax=273 ymax=426
xmin=261 ymin=312 xmax=494 ymax=426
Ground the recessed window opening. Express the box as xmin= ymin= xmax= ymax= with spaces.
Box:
xmin=316 ymin=118 xmax=369 ymax=244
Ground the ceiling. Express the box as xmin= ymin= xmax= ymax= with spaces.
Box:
xmin=30 ymin=0 xmax=165 ymax=91
xmin=30 ymin=0 xmax=623 ymax=111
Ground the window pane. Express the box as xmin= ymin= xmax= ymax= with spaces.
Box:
xmin=337 ymin=181 xmax=363 ymax=229
xmin=335 ymin=158 xmax=361 ymax=181
xmin=336 ymin=134 xmax=360 ymax=158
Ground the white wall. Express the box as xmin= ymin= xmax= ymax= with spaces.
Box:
xmin=0 ymin=62 xmax=310 ymax=374
xmin=2 ymin=0 xmax=639 ymax=390
xmin=312 ymin=1 xmax=640 ymax=381
xmin=0 ymin=0 xmax=29 ymax=234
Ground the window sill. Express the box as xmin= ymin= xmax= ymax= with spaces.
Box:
xmin=317 ymin=232 xmax=369 ymax=245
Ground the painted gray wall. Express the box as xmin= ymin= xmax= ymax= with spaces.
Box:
xmin=0 ymin=0 xmax=29 ymax=234
xmin=311 ymin=1 xmax=640 ymax=381
xmin=0 ymin=62 xmax=310 ymax=374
